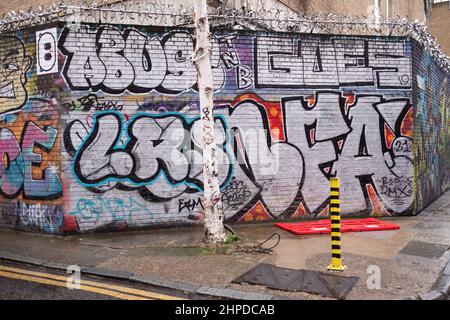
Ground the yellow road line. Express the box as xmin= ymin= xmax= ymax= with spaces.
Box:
xmin=0 ymin=270 xmax=149 ymax=300
xmin=0 ymin=265 xmax=185 ymax=300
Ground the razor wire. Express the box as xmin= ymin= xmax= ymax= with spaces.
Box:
xmin=0 ymin=0 xmax=449 ymax=72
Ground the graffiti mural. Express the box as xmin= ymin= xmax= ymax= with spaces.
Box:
xmin=255 ymin=37 xmax=412 ymax=89
xmin=36 ymin=28 xmax=58 ymax=75
xmin=69 ymin=196 xmax=153 ymax=226
xmin=0 ymin=30 xmax=66 ymax=234
xmin=0 ymin=97 xmax=64 ymax=232
xmin=0 ymin=36 xmax=32 ymax=115
xmin=413 ymin=41 xmax=450 ymax=212
xmin=63 ymin=91 xmax=413 ymax=228
xmin=57 ymin=25 xmax=419 ymax=232
xmin=0 ymin=22 xmax=447 ymax=234
xmin=58 ymin=26 xmax=226 ymax=95
xmin=1 ymin=201 xmax=64 ymax=234
xmin=0 ymin=121 xmax=62 ymax=199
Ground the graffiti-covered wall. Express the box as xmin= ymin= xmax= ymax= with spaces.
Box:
xmin=413 ymin=39 xmax=450 ymax=212
xmin=0 ymin=22 xmax=426 ymax=234
xmin=0 ymin=27 xmax=65 ymax=233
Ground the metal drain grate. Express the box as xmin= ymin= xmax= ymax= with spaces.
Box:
xmin=399 ymin=240 xmax=449 ymax=259
xmin=233 ymin=263 xmax=358 ymax=299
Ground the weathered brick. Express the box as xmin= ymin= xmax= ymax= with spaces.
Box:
xmin=0 ymin=20 xmax=447 ymax=235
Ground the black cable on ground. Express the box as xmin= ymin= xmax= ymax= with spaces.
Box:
xmin=254 ymin=232 xmax=281 ymax=253
xmin=232 ymin=232 xmax=281 ymax=254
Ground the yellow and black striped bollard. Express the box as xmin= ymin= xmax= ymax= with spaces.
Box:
xmin=328 ymin=177 xmax=347 ymax=271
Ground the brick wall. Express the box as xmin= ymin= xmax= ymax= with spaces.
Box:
xmin=0 ymin=21 xmax=446 ymax=234
xmin=0 ymin=24 xmax=64 ymax=234
xmin=413 ymin=38 xmax=450 ymax=212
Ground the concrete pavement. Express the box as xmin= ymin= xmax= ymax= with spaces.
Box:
xmin=1 ymin=191 xmax=450 ymax=300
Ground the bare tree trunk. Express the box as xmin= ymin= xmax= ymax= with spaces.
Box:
xmin=193 ymin=0 xmax=226 ymax=244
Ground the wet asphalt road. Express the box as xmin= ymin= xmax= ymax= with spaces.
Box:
xmin=0 ymin=260 xmax=202 ymax=300
xmin=0 ymin=275 xmax=116 ymax=300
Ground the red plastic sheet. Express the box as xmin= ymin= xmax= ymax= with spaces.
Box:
xmin=275 ymin=218 xmax=400 ymax=235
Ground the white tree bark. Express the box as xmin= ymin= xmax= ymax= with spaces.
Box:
xmin=193 ymin=0 xmax=226 ymax=244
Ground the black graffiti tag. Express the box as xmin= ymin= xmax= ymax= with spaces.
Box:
xmin=378 ymin=176 xmax=413 ymax=199
xmin=178 ymin=198 xmax=204 ymax=213
xmin=221 ymin=178 xmax=252 ymax=210
xmin=62 ymin=94 xmax=123 ymax=112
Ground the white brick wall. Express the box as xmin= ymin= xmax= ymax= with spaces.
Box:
xmin=0 ymin=22 xmax=425 ymax=234
xmin=56 ymin=24 xmax=416 ymax=232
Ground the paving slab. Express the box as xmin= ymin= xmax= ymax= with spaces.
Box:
xmin=419 ymin=290 xmax=445 ymax=300
xmin=0 ymin=250 xmax=48 ymax=266
xmin=42 ymin=261 xmax=87 ymax=271
xmin=130 ymin=274 xmax=200 ymax=294
xmin=79 ymin=227 xmax=204 ymax=250
xmin=196 ymin=286 xmax=273 ymax=300
xmin=444 ymin=261 xmax=450 ymax=276
xmin=82 ymin=267 xmax=135 ymax=280
xmin=433 ymin=274 xmax=450 ymax=296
